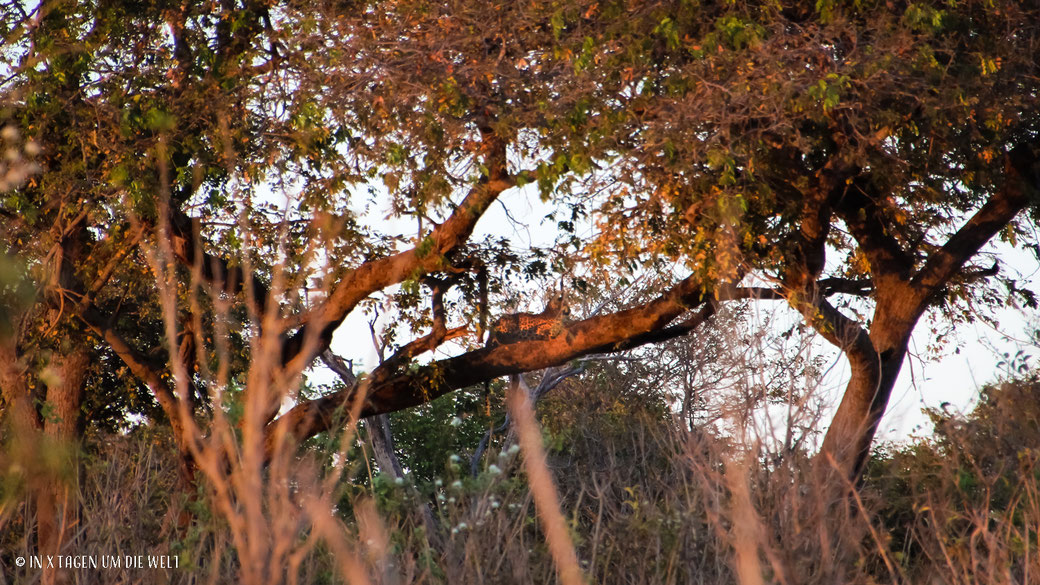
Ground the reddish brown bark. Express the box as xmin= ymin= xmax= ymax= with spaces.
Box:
xmin=0 ymin=338 xmax=41 ymax=432
xmin=0 ymin=340 xmax=89 ymax=585
xmin=265 ymin=276 xmax=718 ymax=455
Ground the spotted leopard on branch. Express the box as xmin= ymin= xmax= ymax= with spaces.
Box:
xmin=485 ymin=294 xmax=570 ymax=348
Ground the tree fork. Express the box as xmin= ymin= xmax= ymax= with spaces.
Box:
xmin=820 ymin=147 xmax=1039 ymax=481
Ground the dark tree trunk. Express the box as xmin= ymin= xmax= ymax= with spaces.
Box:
xmin=320 ymin=351 xmax=442 ymax=547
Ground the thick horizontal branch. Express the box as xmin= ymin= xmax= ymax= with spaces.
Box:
xmin=270 ymin=278 xmax=872 ymax=447
xmin=818 ymin=277 xmax=874 ymax=297
xmin=268 ymin=274 xmax=715 ymax=447
xmin=587 ymin=301 xmax=717 ymax=352
xmin=717 ymin=280 xmax=873 ymax=302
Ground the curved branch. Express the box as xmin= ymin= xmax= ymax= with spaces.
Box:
xmin=279 ymin=133 xmax=517 ymax=374
xmin=168 ymin=210 xmax=270 ymax=318
xmin=911 ymin=148 xmax=1038 ymax=301
xmin=834 ymin=174 xmax=916 ymax=286
xmin=78 ymin=307 xmax=188 ymax=436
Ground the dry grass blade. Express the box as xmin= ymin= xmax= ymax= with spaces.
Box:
xmin=507 ymin=375 xmax=585 ymax=585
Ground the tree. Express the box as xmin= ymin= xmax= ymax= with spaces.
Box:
xmin=461 ymin=0 xmax=1040 ymax=481
xmin=261 ymin=0 xmax=1040 ymax=482
xmin=1 ymin=2 xmax=1038 ymax=575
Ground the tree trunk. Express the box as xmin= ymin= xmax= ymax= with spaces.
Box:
xmin=37 ymin=350 xmax=89 ymax=585
xmin=366 ymin=413 xmax=442 ymax=548
xmin=1 ymin=339 xmax=88 ymax=585
xmin=819 ymin=335 xmax=908 ymax=481
xmin=321 ymin=350 xmax=442 ymax=547
xmin=819 ymin=283 xmax=927 ymax=481
xmin=368 ymin=414 xmax=405 ymax=478
xmin=820 ymin=148 xmax=1036 ymax=482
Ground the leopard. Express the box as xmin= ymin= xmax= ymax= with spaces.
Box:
xmin=485 ymin=293 xmax=570 ymax=348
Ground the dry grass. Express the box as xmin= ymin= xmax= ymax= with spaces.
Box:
xmin=3 ymin=322 xmax=1038 ymax=585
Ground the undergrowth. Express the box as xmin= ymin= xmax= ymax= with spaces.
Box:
xmin=1 ymin=375 xmax=1038 ymax=584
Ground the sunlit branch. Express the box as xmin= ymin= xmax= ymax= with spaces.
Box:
xmin=279 ymin=130 xmax=521 ymax=374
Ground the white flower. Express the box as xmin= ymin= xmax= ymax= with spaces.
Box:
xmin=448 ymin=497 xmax=456 ymax=504
xmin=457 ymin=522 xmax=468 ymax=531
xmin=449 ymin=416 xmax=462 ymax=427
xmin=434 ymin=479 xmax=443 ymax=487
xmin=487 ymin=464 xmax=502 ymax=475
xmin=393 ymin=477 xmax=404 ymax=486
xmin=508 ymin=444 xmax=521 ymax=455
xmin=491 ymin=501 xmax=500 ymax=509
xmin=450 ymin=480 xmax=463 ymax=490
xmin=449 ymin=454 xmax=461 ymax=463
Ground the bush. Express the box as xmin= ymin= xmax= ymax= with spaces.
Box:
xmin=866 ymin=375 xmax=1040 ymax=584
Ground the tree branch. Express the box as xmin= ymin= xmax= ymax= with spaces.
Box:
xmin=782 ymin=169 xmax=835 ymax=293
xmin=168 ymin=210 xmax=270 ymax=318
xmin=279 ymin=132 xmax=516 ymax=374
xmin=277 ymin=276 xmax=871 ymax=450
xmin=268 ymin=273 xmax=716 ymax=446
xmin=911 ymin=148 xmax=1038 ymax=301
xmin=834 ymin=174 xmax=916 ymax=286
xmin=470 ymin=365 xmax=584 ymax=477
xmin=78 ymin=307 xmax=188 ymax=438
xmin=818 ymin=277 xmax=874 ymax=297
